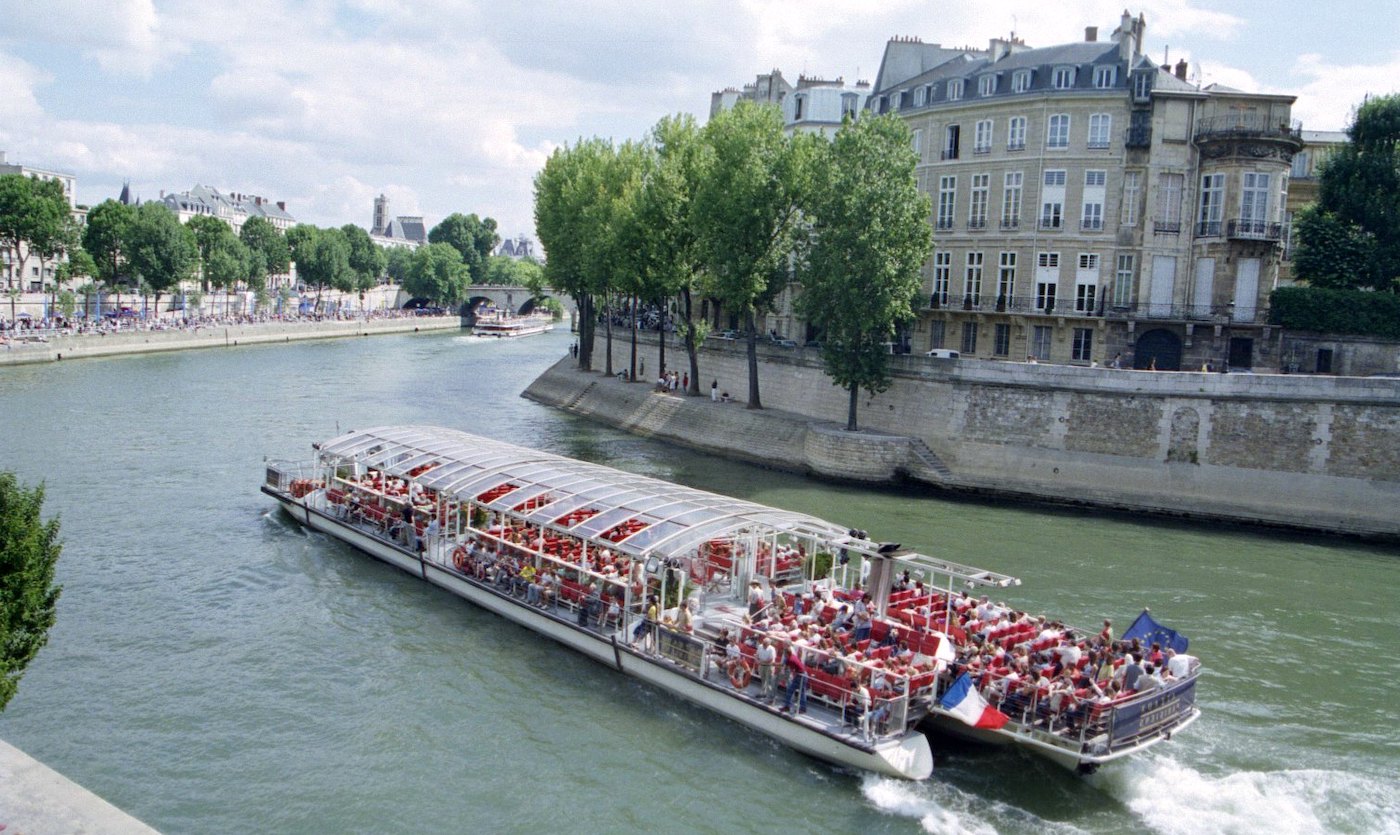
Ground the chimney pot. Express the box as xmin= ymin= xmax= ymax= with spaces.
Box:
xmin=1175 ymin=59 xmax=1188 ymax=81
xmin=1086 ymin=26 xmax=1098 ymax=42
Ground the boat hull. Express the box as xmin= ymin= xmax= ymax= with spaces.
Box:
xmin=267 ymin=488 xmax=933 ymax=780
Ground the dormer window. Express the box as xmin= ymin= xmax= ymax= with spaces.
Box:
xmin=978 ymin=75 xmax=996 ymax=96
xmin=1132 ymin=71 xmax=1152 ymax=101
xmin=1052 ymin=67 xmax=1077 ymax=89
xmin=794 ymin=94 xmax=805 ymax=121
xmin=948 ymin=79 xmax=965 ymax=101
xmin=914 ymin=86 xmax=927 ymax=107
xmin=1093 ymin=66 xmax=1118 ymax=88
xmin=1012 ymin=70 xmax=1032 ymax=93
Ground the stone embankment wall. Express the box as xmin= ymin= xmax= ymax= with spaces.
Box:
xmin=0 ymin=316 xmax=461 ymax=367
xmin=526 ymin=334 xmax=1400 ymax=538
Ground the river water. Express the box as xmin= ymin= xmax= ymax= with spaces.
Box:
xmin=0 ymin=330 xmax=1396 ymax=834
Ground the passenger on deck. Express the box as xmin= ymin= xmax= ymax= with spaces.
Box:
xmin=747 ymin=581 xmax=766 ymax=618
xmin=756 ymin=637 xmax=779 ymax=702
xmin=781 ymin=643 xmax=809 ymax=714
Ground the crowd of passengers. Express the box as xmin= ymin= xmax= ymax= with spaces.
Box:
xmin=939 ymin=588 xmax=1200 ymax=730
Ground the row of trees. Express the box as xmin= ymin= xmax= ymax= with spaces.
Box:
xmin=534 ymin=102 xmax=931 ymax=430
xmin=2 ymin=176 xmax=547 ymax=316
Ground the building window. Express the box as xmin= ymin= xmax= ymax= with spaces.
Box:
xmin=998 ymin=251 xmax=1017 ymax=301
xmin=1052 ymin=67 xmax=1077 ymax=89
xmin=1082 ymin=170 xmax=1106 ymax=230
xmin=937 ymin=176 xmax=957 ymax=230
xmin=1122 ymin=171 xmax=1141 ymax=226
xmin=1036 ymin=252 xmax=1059 ymax=312
xmin=1031 ymin=325 xmax=1052 ymax=360
xmin=1093 ymin=66 xmax=1117 ymax=88
xmin=974 ymin=119 xmax=993 ymax=153
xmin=1072 ymin=327 xmax=1094 ymax=361
xmin=1133 ymin=71 xmax=1152 ymax=100
xmin=933 ymin=251 xmax=952 ymax=306
xmin=1007 ymin=116 xmax=1027 ymax=151
xmin=1002 ymin=171 xmax=1023 ymax=229
xmin=1047 ymin=114 xmax=1070 ymax=149
xmin=928 ymin=319 xmax=946 ymax=349
xmin=1041 ymin=169 xmax=1066 ymax=229
xmin=969 ymin=174 xmax=989 ymax=228
xmin=1114 ymin=254 xmax=1134 ymax=307
xmin=911 ymin=128 xmax=923 ymax=157
xmin=841 ymin=93 xmax=859 ymax=120
xmin=961 ymin=322 xmax=979 ymax=354
xmin=914 ymin=86 xmax=926 ymax=107
xmin=794 ymin=95 xmax=805 ymax=120
xmin=942 ymin=125 xmax=961 ymax=160
xmin=1197 ymin=173 xmax=1224 ymax=236
xmin=993 ymin=323 xmax=1011 ymax=356
xmin=1290 ymin=151 xmax=1310 ymax=179
xmin=1087 ymin=113 xmax=1112 ymax=148
xmin=965 ymin=251 xmax=984 ymax=303
xmin=948 ymin=79 xmax=965 ymax=101
xmin=979 ymin=74 xmax=997 ymax=96
xmin=1155 ymin=172 xmax=1184 ymax=233
xmin=1012 ymin=70 xmax=1032 ymax=93
xmin=1075 ymin=253 xmax=1100 ymax=312
xmin=1240 ymin=172 xmax=1271 ymax=232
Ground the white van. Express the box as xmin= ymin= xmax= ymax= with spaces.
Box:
xmin=925 ymin=349 xmax=960 ymax=359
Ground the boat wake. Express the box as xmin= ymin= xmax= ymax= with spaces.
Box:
xmin=1095 ymin=754 xmax=1400 ymax=835
xmin=860 ymin=774 xmax=1084 ymax=835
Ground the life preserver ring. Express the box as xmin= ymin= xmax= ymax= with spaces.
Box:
xmin=729 ymin=660 xmax=753 ymax=690
xmin=452 ymin=546 xmax=469 ymax=571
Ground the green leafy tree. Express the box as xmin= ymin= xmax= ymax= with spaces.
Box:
xmin=239 ymin=216 xmax=291 ymax=286
xmin=798 ymin=114 xmax=933 ymax=431
xmin=300 ymin=227 xmax=353 ymax=311
xmin=384 ymin=246 xmax=413 ymax=286
xmin=0 ymin=175 xmax=69 ymax=292
xmin=405 ymin=241 xmax=470 ymax=305
xmin=340 ymin=224 xmax=385 ymax=294
xmin=0 ymin=471 xmax=62 ymax=712
xmin=692 ymin=101 xmax=810 ymax=408
xmin=187 ymin=214 xmax=235 ymax=291
xmin=81 ymin=199 xmax=136 ymax=293
xmin=1294 ymin=94 xmax=1400 ymax=290
xmin=127 ymin=203 xmax=197 ymax=315
xmin=428 ymin=213 xmax=499 ymax=284
xmin=483 ymin=254 xmax=545 ymax=290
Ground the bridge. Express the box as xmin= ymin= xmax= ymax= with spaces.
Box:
xmin=454 ymin=286 xmax=572 ymax=325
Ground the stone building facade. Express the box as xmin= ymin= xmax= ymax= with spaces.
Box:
xmin=869 ymin=11 xmax=1303 ymax=371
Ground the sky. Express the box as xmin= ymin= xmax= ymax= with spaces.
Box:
xmin=2 ymin=0 xmax=1397 ymax=246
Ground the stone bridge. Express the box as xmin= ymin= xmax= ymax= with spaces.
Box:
xmin=456 ymin=286 xmax=570 ymax=325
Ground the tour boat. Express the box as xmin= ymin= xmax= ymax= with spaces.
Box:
xmin=471 ymin=309 xmax=554 ymax=338
xmin=262 ymin=426 xmax=1199 ymax=778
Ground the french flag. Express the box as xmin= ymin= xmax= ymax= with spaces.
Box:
xmin=939 ymin=672 xmax=1010 ymax=730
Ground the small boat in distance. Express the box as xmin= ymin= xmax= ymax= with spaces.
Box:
xmin=471 ymin=306 xmax=554 ymax=338
xmin=263 ymin=426 xmax=1199 ymax=778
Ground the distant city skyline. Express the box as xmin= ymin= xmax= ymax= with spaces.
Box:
xmin=3 ymin=0 xmax=1396 ymax=243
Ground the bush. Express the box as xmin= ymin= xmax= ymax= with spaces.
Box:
xmin=1269 ymin=286 xmax=1400 ymax=338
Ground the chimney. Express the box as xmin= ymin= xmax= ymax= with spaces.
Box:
xmin=1175 ymin=59 xmax=1188 ymax=81
xmin=989 ymin=37 xmax=1010 ymax=61
xmin=1085 ymin=26 xmax=1098 ymax=42
xmin=276 ymin=201 xmax=286 ymax=211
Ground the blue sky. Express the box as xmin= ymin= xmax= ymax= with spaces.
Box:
xmin=2 ymin=0 xmax=1396 ymax=244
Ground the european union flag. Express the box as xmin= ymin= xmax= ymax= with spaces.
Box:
xmin=1122 ymin=610 xmax=1189 ymax=654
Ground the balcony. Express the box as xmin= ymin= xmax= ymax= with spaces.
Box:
xmin=1194 ymin=115 xmax=1302 ymax=144
xmin=1227 ymin=219 xmax=1283 ymax=242
xmin=967 ymin=218 xmax=987 ymax=230
xmin=1195 ymin=220 xmax=1222 ymax=238
xmin=940 ymin=149 xmax=960 ymax=161
xmin=1039 ymin=216 xmax=1063 ymax=231
xmin=1006 ymin=141 xmax=1026 ymax=152
xmin=1081 ymin=218 xmax=1104 ymax=232
xmin=1000 ymin=218 xmax=1020 ymax=230
xmin=1153 ymin=219 xmax=1182 ymax=236
xmin=1103 ymin=302 xmax=1271 ymax=324
xmin=1087 ymin=139 xmax=1111 ymax=150
xmin=935 ymin=219 xmax=955 ymax=231
xmin=1126 ymin=127 xmax=1151 ymax=148
xmin=973 ymin=145 xmax=992 ymax=155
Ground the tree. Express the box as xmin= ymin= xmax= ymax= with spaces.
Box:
xmin=692 ymin=101 xmax=810 ymax=408
xmin=81 ymin=199 xmax=136 ymax=293
xmin=405 ymin=241 xmax=470 ymax=305
xmin=299 ymin=227 xmax=353 ymax=311
xmin=127 ymin=203 xmax=196 ymax=315
xmin=187 ymin=214 xmax=234 ymax=292
xmin=1294 ymin=94 xmax=1400 ymax=291
xmin=0 ymin=175 xmax=69 ymax=323
xmin=240 ymin=216 xmax=291 ymax=287
xmin=384 ymin=246 xmax=413 ymax=286
xmin=428 ymin=213 xmax=499 ymax=284
xmin=484 ymin=254 xmax=545 ymax=291
xmin=340 ymin=224 xmax=385 ymax=295
xmin=797 ymin=114 xmax=933 ymax=431
xmin=0 ymin=471 xmax=62 ymax=712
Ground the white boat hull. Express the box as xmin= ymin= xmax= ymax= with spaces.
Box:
xmin=270 ymin=491 xmax=933 ymax=780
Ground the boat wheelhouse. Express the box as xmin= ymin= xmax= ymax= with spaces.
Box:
xmin=263 ymin=426 xmax=1199 ymax=778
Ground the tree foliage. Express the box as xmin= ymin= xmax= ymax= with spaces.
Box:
xmin=484 ymin=254 xmax=545 ymax=291
xmin=428 ymin=213 xmax=499 ymax=285
xmin=340 ymin=223 xmax=384 ymax=292
xmin=0 ymin=174 xmax=70 ymax=289
xmin=240 ymin=216 xmax=291 ymax=283
xmin=405 ymin=241 xmax=470 ymax=304
xmin=1269 ymin=285 xmax=1400 ymax=337
xmin=1294 ymin=93 xmax=1400 ymax=291
xmin=0 ymin=471 xmax=62 ymax=713
xmin=384 ymin=246 xmax=413 ymax=285
xmin=798 ymin=114 xmax=933 ymax=431
xmin=80 ymin=200 xmax=135 ymax=288
xmin=127 ymin=203 xmax=197 ymax=305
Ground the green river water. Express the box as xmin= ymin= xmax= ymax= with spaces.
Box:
xmin=0 ymin=329 xmax=1395 ymax=834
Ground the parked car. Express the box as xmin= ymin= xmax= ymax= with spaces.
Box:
xmin=926 ymin=348 xmax=960 ymax=359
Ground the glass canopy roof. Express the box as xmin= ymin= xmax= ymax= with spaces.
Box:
xmin=316 ymin=425 xmax=856 ymax=560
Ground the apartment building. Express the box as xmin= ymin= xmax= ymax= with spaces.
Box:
xmin=871 ymin=11 xmax=1303 ymax=371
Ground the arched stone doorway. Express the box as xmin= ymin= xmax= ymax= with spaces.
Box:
xmin=1134 ymin=329 xmax=1182 ymax=370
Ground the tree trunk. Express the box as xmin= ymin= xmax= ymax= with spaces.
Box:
xmin=603 ymin=292 xmax=614 ymax=377
xmin=576 ymin=293 xmax=594 ymax=372
xmin=682 ymin=288 xmax=700 ymax=395
xmin=628 ymin=294 xmax=638 ymax=382
xmin=656 ymin=296 xmax=666 ymax=384
xmin=745 ymin=309 xmax=762 ymax=409
xmin=847 ymin=381 xmax=859 ymax=432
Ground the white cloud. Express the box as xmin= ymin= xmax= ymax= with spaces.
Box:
xmin=6 ymin=0 xmax=166 ymax=76
xmin=1289 ymin=52 xmax=1400 ymax=131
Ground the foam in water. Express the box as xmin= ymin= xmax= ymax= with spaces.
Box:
xmin=860 ymin=774 xmax=1087 ymax=835
xmin=1100 ymin=754 xmax=1400 ymax=835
